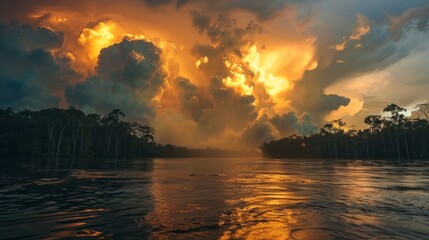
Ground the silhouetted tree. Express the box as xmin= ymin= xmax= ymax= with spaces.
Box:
xmin=261 ymin=103 xmax=429 ymax=160
xmin=0 ymin=107 xmax=156 ymax=159
xmin=414 ymin=103 xmax=429 ymax=120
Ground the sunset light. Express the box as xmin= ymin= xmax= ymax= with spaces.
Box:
xmin=1 ymin=1 xmax=429 ymax=239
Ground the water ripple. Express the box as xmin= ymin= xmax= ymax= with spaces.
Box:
xmin=1 ymin=158 xmax=428 ymax=239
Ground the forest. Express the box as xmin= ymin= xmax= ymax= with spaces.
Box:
xmin=261 ymin=104 xmax=429 ymax=160
xmin=2 ymin=103 xmax=429 ymax=161
xmin=0 ymin=107 xmax=248 ymax=160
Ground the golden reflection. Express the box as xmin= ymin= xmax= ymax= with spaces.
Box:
xmin=341 ymin=213 xmax=380 ymax=226
xmin=47 ymin=227 xmax=103 ymax=239
xmin=219 ymin=173 xmax=307 ymax=240
xmin=45 ymin=208 xmax=108 ymax=239
xmin=142 ymin=160 xmax=411 ymax=239
xmin=220 ymin=221 xmax=291 ymax=240
xmin=75 ymin=229 xmax=103 ymax=237
xmin=334 ymin=164 xmax=384 ymax=205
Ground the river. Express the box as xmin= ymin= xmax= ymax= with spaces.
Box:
xmin=1 ymin=158 xmax=428 ymax=239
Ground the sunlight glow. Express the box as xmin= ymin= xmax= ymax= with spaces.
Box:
xmin=196 ymin=56 xmax=208 ymax=68
xmin=222 ymin=60 xmax=254 ymax=95
xmin=78 ymin=21 xmax=117 ymax=60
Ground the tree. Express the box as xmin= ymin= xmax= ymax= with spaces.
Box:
xmin=261 ymin=103 xmax=429 ymax=160
xmin=101 ymin=109 xmax=125 ymax=156
xmin=364 ymin=115 xmax=387 ymax=156
xmin=364 ymin=115 xmax=383 ymax=132
xmin=66 ymin=107 xmax=85 ymax=160
xmin=55 ymin=109 xmax=70 ymax=158
xmin=383 ymin=104 xmax=406 ymax=124
xmin=414 ymin=103 xmax=429 ymax=120
xmin=131 ymin=123 xmax=155 ymax=143
xmin=332 ymin=119 xmax=346 ymax=133
xmin=383 ymin=104 xmax=407 ymax=160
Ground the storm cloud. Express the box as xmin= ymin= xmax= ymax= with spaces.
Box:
xmin=0 ymin=21 xmax=77 ymax=110
xmin=66 ymin=38 xmax=167 ymax=122
xmin=270 ymin=112 xmax=317 ymax=136
xmin=0 ymin=1 xmax=429 ymax=148
xmin=141 ymin=0 xmax=298 ymax=20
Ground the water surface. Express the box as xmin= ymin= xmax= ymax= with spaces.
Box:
xmin=1 ymin=158 xmax=428 ymax=239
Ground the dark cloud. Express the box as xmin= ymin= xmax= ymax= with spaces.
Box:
xmin=239 ymin=110 xmax=318 ymax=147
xmin=389 ymin=4 xmax=429 ymax=38
xmin=288 ymin=7 xmax=425 ymax=122
xmin=208 ymin=78 xmax=258 ymax=129
xmin=191 ymin=13 xmax=261 ymax=78
xmin=188 ymin=14 xmax=260 ymax=139
xmin=270 ymin=111 xmax=317 ymax=136
xmin=0 ymin=21 xmax=76 ymax=110
xmin=300 ymin=112 xmax=318 ymax=133
xmin=320 ymin=94 xmax=350 ymax=112
xmin=270 ymin=112 xmax=298 ymax=135
xmin=241 ymin=121 xmax=275 ymax=147
xmin=174 ymin=76 xmax=212 ymax=122
xmin=97 ymin=39 xmax=165 ymax=90
xmin=0 ymin=77 xmax=59 ymax=110
xmin=176 ymin=0 xmax=189 ymax=8
xmin=192 ymin=13 xmax=261 ymax=50
xmin=195 ymin=77 xmax=258 ymax=139
xmin=1 ymin=0 xmax=428 ymax=148
xmin=140 ymin=0 xmax=298 ymax=20
xmin=142 ymin=0 xmax=173 ymax=7
xmin=66 ymin=38 xmax=167 ymax=122
xmin=288 ymin=78 xmax=351 ymax=121
xmin=190 ymin=13 xmax=257 ymax=74
xmin=66 ymin=76 xmax=156 ymax=120
xmin=0 ymin=21 xmax=64 ymax=51
xmin=191 ymin=11 xmax=211 ymax=33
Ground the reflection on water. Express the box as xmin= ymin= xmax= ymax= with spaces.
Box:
xmin=219 ymin=173 xmax=303 ymax=240
xmin=1 ymin=158 xmax=429 ymax=239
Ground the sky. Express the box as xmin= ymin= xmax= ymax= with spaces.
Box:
xmin=0 ymin=0 xmax=428 ymax=149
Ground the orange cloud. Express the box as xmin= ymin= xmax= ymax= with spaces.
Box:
xmin=331 ymin=14 xmax=370 ymax=53
xmin=331 ymin=38 xmax=347 ymax=51
xmin=349 ymin=14 xmax=371 ymax=40
xmin=78 ymin=20 xmax=118 ymax=60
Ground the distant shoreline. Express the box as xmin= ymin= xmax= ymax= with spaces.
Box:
xmin=260 ymin=104 xmax=429 ymax=161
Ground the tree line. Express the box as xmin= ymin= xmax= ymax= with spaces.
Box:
xmin=261 ymin=103 xmax=429 ymax=160
xmin=0 ymin=107 xmax=252 ymax=161
xmin=0 ymin=107 xmax=157 ymax=159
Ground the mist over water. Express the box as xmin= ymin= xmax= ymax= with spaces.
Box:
xmin=1 ymin=158 xmax=428 ymax=239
